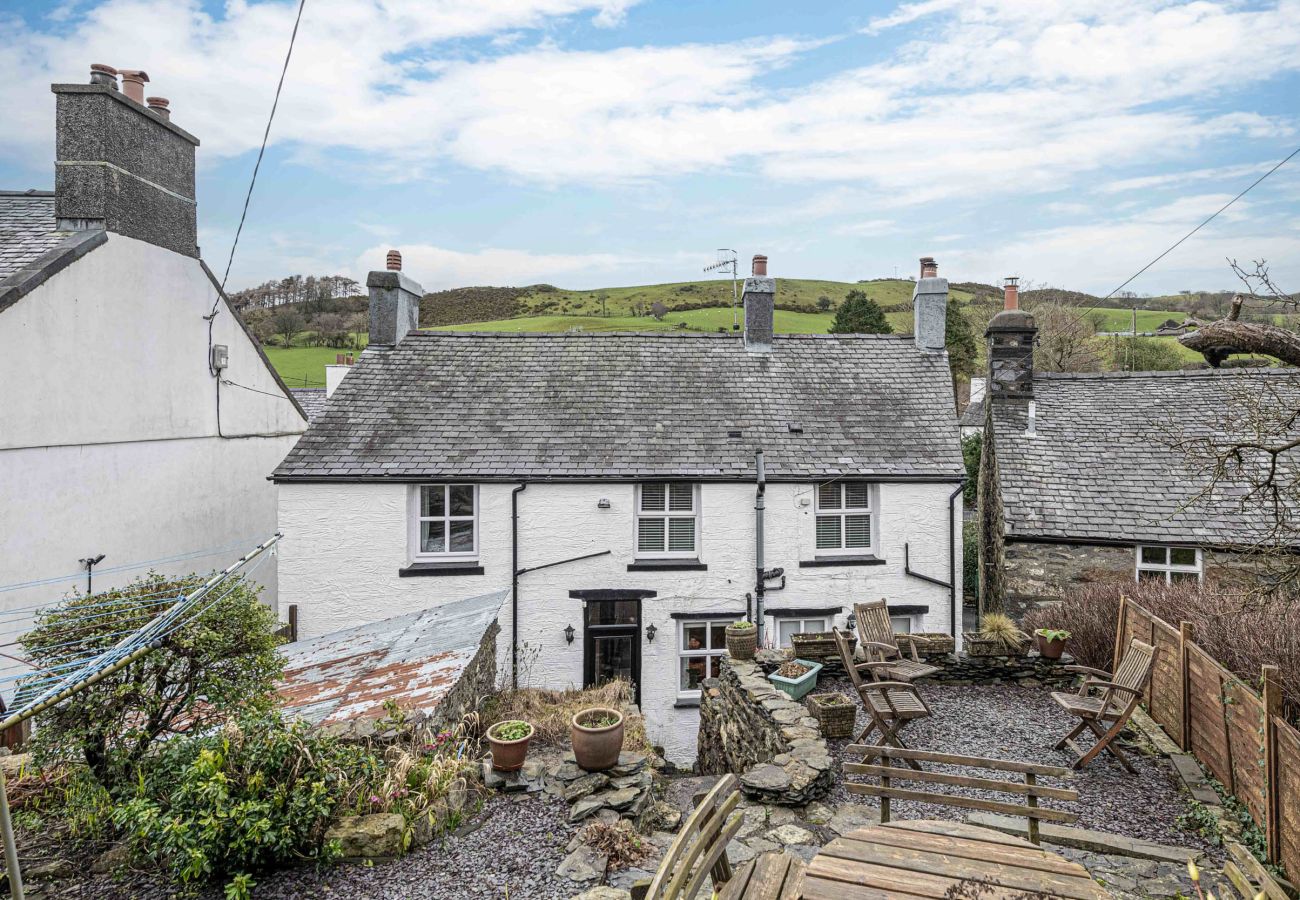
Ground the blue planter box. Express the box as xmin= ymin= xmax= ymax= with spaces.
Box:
xmin=767 ymin=658 xmax=823 ymax=700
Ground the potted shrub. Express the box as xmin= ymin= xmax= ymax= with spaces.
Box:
xmin=487 ymin=720 xmax=534 ymax=772
xmin=725 ymin=620 xmax=757 ymax=660
xmin=767 ymin=658 xmax=823 ymax=700
xmin=571 ymin=707 xmax=625 ymax=772
xmin=807 ymin=692 xmax=856 ymax=739
xmin=1034 ymin=628 xmax=1071 ymax=661
xmin=965 ymin=612 xmax=1029 ymax=657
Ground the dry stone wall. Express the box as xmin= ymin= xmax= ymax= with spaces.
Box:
xmin=696 ymin=657 xmax=833 ymax=806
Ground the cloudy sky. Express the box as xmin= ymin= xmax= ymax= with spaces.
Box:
xmin=2 ymin=0 xmax=1298 ymax=294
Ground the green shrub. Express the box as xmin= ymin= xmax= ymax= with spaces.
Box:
xmin=113 ymin=713 xmax=379 ymax=898
xmin=22 ymin=572 xmax=284 ymax=787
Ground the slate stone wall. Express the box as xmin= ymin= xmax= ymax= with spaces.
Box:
xmin=431 ymin=619 xmax=500 ymax=734
xmin=917 ymin=650 xmax=1078 ymax=689
xmin=696 ymin=657 xmax=833 ymax=806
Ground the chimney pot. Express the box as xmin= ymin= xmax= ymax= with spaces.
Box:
xmin=751 ymin=254 xmax=768 ymax=277
xmin=89 ymin=64 xmax=118 ymax=89
xmin=146 ymin=96 xmax=170 ymax=120
xmin=117 ymin=69 xmax=149 ymax=103
xmin=386 ymin=249 xmax=402 ymax=271
xmin=1003 ymin=276 xmax=1019 ymax=311
xmin=919 ymin=256 xmax=938 ymax=279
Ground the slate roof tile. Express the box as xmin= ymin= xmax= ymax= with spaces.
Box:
xmin=0 ymin=192 xmax=72 ymax=282
xmin=275 ymin=332 xmax=963 ymax=481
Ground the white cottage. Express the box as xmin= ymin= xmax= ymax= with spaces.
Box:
xmin=0 ymin=67 xmax=306 ymax=674
xmin=275 ymin=254 xmax=964 ymax=763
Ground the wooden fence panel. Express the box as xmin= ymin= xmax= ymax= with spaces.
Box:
xmin=1275 ymin=718 xmax=1300 ymax=885
xmin=1148 ymin=619 xmax=1183 ymax=739
xmin=1187 ymin=645 xmax=1234 ymax=791
xmin=1223 ymin=678 xmax=1268 ymax=829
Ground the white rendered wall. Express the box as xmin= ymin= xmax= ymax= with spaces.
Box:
xmin=279 ymin=478 xmax=960 ymax=764
xmin=0 ymin=233 xmax=305 ymax=692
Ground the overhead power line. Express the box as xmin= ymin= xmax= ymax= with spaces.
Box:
xmin=1063 ymin=144 xmax=1300 ymax=330
xmin=215 ymin=0 xmax=308 ymax=298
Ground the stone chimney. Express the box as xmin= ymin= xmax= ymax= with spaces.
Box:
xmin=367 ymin=249 xmax=421 ymax=346
xmin=742 ymin=253 xmax=774 ymax=352
xmin=912 ymin=256 xmax=947 ymax=353
xmin=52 ymin=65 xmax=199 ymax=256
xmin=986 ymin=276 xmax=1036 ymax=400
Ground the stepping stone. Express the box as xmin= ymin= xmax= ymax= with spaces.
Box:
xmin=557 ymin=845 xmax=609 ymax=882
xmin=767 ymin=824 xmax=815 ymax=845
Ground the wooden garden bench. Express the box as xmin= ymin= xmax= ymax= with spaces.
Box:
xmin=635 ymin=774 xmax=806 ymax=900
xmin=853 ymin=599 xmax=940 ymax=683
xmin=833 ymin=627 xmax=931 ymax=765
xmin=843 ymin=745 xmax=1080 ymax=845
xmin=1050 ymin=638 xmax=1156 ymax=773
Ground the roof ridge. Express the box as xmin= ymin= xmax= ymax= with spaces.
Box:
xmin=406 ymin=330 xmax=912 ymax=340
xmin=1035 ymin=367 xmax=1295 ymax=381
xmin=0 ymin=190 xmax=55 ymax=198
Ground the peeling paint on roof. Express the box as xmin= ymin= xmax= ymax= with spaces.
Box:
xmin=277 ymin=589 xmax=506 ymax=732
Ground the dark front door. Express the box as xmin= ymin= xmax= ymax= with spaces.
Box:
xmin=583 ymin=599 xmax=641 ymax=705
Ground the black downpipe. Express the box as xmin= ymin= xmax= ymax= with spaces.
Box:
xmin=754 ymin=449 xmax=766 ymax=646
xmin=511 ymin=482 xmax=528 ymax=690
xmin=949 ymin=480 xmax=966 ymax=643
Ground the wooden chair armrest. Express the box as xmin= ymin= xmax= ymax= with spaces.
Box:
xmin=857 ymin=661 xmax=896 ymax=671
xmin=897 ymin=633 xmax=935 ymax=646
xmin=1083 ymin=679 xmax=1144 ymax=697
xmin=1065 ymin=665 xmax=1111 ymax=679
xmin=859 ymin=641 xmax=898 ymax=655
xmin=861 ymin=680 xmax=920 ymax=696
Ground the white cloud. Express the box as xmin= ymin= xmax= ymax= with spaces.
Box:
xmin=358 ymin=243 xmax=634 ymax=289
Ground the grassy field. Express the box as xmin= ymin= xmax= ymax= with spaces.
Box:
xmin=264 ymin=336 xmax=367 ymax=388
xmin=1085 ymin=308 xmax=1186 ymax=332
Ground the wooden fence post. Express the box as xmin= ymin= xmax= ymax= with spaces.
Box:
xmin=289 ymin=603 xmax=299 ymax=643
xmin=1112 ymin=597 xmax=1128 ymax=675
xmin=1179 ymin=621 xmax=1194 ymax=752
xmin=1262 ymin=664 xmax=1281 ymax=865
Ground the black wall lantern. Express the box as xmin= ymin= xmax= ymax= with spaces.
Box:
xmin=564 ymin=624 xmax=575 ymax=644
xmin=645 ymin=623 xmax=657 ymax=643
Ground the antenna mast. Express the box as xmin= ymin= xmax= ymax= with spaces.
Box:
xmin=704 ymin=248 xmax=740 ymax=329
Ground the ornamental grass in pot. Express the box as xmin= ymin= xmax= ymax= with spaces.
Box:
xmin=487 ymin=719 xmax=534 ymax=772
xmin=966 ymin=612 xmax=1030 ymax=657
xmin=571 ymin=707 xmax=625 ymax=772
xmin=725 ymin=620 xmax=757 ymax=660
xmin=1034 ymin=628 xmax=1071 ymax=660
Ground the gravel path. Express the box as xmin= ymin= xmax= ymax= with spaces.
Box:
xmin=820 ymin=677 xmax=1220 ymax=856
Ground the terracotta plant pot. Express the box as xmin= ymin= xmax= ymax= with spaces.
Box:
xmin=1036 ymin=633 xmax=1069 ymax=660
xmin=726 ymin=624 xmax=757 ymax=660
xmin=487 ymin=720 xmax=534 ymax=772
xmin=571 ymin=707 xmax=625 ymax=771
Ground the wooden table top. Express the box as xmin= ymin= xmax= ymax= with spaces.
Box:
xmin=798 ymin=819 xmax=1110 ymax=900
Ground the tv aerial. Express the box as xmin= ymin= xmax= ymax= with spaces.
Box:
xmin=704 ymin=248 xmax=740 ymax=330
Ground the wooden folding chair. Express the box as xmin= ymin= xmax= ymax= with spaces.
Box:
xmin=834 ymin=628 xmax=931 ymax=769
xmin=853 ymin=599 xmax=940 ymax=683
xmin=1050 ymin=638 xmax=1156 ymax=773
xmin=638 ymin=774 xmax=745 ymax=900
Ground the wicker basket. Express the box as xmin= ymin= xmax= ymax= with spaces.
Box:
xmin=726 ymin=624 xmax=758 ymax=660
xmin=791 ymin=631 xmax=855 ymax=661
xmin=807 ymin=693 xmax=856 ymax=739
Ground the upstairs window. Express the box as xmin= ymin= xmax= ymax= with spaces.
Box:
xmin=637 ymin=483 xmax=698 ymax=558
xmin=412 ymin=484 xmax=478 ymax=560
xmin=1136 ymin=545 xmax=1201 ymax=583
xmin=815 ymin=482 xmax=875 ymax=555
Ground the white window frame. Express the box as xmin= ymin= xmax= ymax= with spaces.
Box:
xmin=1135 ymin=545 xmax=1202 ymax=584
xmin=774 ymin=616 xmax=830 ymax=648
xmin=409 ymin=484 xmax=479 ymax=562
xmin=635 ymin=483 xmax=700 ymax=559
xmin=677 ymin=619 xmax=727 ymax=699
xmin=890 ymin=614 xmax=915 ymax=634
xmin=814 ymin=481 xmax=877 ymax=557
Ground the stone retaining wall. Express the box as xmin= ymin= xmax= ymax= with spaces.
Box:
xmin=696 ymin=657 xmax=833 ymax=806
xmin=917 ymin=650 xmax=1078 ymax=689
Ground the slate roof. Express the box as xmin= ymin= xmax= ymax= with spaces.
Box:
xmin=277 ymin=589 xmax=504 ymax=736
xmin=275 ymin=332 xmax=963 ymax=481
xmin=991 ymin=369 xmax=1300 ymax=546
xmin=0 ymin=191 xmax=70 ymax=281
xmin=958 ymin=398 xmax=984 ymax=429
xmin=290 ymin=388 xmax=328 ymax=422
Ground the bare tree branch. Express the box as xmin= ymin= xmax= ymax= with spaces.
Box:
xmin=1179 ymin=320 xmax=1300 ymax=367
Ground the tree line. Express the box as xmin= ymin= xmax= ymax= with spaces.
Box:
xmin=228 ymin=274 xmax=362 ymax=311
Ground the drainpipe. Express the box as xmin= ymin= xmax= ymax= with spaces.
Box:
xmin=949 ymin=480 xmax=966 ymax=644
xmin=511 ymin=483 xmax=528 ymax=690
xmin=754 ymin=449 xmax=766 ymax=647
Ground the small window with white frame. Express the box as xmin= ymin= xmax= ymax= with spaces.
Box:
xmin=636 ymin=483 xmax=699 ymax=558
xmin=815 ymin=481 xmax=875 ymax=555
xmin=1135 ymin=545 xmax=1202 ymax=583
xmin=679 ymin=619 xmax=727 ymax=696
xmin=775 ymin=616 xmax=830 ymax=648
xmin=411 ymin=484 xmax=478 ymax=560
xmin=890 ymin=614 xmax=914 ymax=634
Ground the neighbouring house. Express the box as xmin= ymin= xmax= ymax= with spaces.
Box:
xmin=0 ymin=66 xmax=306 ymax=688
xmin=274 ymin=252 xmax=964 ymax=765
xmin=958 ymin=377 xmax=985 ymax=439
xmin=977 ymin=278 xmax=1300 ymax=613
